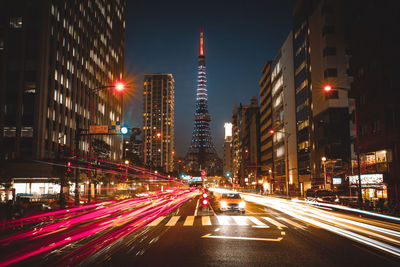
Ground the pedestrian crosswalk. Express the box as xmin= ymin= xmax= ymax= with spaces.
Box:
xmin=147 ymin=215 xmax=308 ymax=229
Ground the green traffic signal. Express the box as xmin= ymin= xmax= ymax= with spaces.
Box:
xmin=120 ymin=126 xmax=128 ymax=135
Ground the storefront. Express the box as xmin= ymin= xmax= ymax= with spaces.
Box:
xmin=12 ymin=178 xmax=61 ymax=198
xmin=348 ymin=174 xmax=387 ymax=201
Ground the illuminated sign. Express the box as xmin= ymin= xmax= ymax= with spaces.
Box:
xmin=201 ymin=170 xmax=207 ymax=176
xmin=348 ymin=174 xmax=383 ymax=185
xmin=332 ymin=178 xmax=342 ymax=185
xmin=224 ymin=123 xmax=233 ymax=139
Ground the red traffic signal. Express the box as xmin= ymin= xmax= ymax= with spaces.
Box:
xmin=269 ymin=129 xmax=275 ymax=135
xmin=323 ymin=84 xmax=332 ymax=92
xmin=202 ymin=199 xmax=208 ymax=206
xmin=202 ymin=192 xmax=208 ymax=199
xmin=67 ymin=161 xmax=71 ymax=172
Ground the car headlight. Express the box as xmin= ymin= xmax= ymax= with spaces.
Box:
xmin=335 ymin=197 xmax=339 ymax=202
xmin=316 ymin=197 xmax=323 ymax=202
xmin=239 ymin=201 xmax=246 ymax=208
xmin=221 ymin=201 xmax=228 ymax=208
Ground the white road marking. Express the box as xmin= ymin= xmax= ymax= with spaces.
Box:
xmin=215 ymin=228 xmax=220 ymax=232
xmin=278 ymin=217 xmax=306 ymax=229
xmin=183 ymin=216 xmax=194 ymax=226
xmin=232 ymin=216 xmax=248 ymax=225
xmin=262 ymin=217 xmax=287 ymax=229
xmin=202 ymin=216 xmax=212 ymax=226
xmin=147 ymin=216 xmax=165 ymax=226
xmin=202 ymin=233 xmax=282 ymax=242
xmin=194 ymin=199 xmax=200 ymax=216
xmin=217 ymin=215 xmax=231 ymax=225
xmin=248 ymin=216 xmax=269 ymax=227
xmin=165 ymin=216 xmax=180 ymax=226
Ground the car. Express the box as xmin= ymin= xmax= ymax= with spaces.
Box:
xmin=306 ymin=189 xmax=339 ymax=203
xmin=218 ymin=193 xmax=245 ymax=214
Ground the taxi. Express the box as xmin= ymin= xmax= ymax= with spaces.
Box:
xmin=218 ymin=193 xmax=245 ymax=214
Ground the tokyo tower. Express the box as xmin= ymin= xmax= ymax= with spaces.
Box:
xmin=185 ymin=28 xmax=220 ymax=175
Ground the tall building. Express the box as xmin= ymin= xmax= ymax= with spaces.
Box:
xmin=186 ymin=28 xmax=220 ymax=175
xmin=293 ymin=0 xmax=353 ymax=190
xmin=0 ymin=0 xmax=126 ymax=190
xmin=259 ymin=61 xmax=274 ymax=185
xmin=223 ymin=122 xmax=233 ymax=181
xmin=241 ymin=97 xmax=260 ymax=186
xmin=143 ymin=74 xmax=175 ymax=173
xmin=231 ymin=104 xmax=242 ymax=184
xmin=231 ymin=98 xmax=260 ymax=187
xmin=346 ymin=0 xmax=399 ymax=203
xmin=270 ymin=32 xmax=298 ymax=194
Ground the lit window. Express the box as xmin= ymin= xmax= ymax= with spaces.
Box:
xmin=10 ymin=17 xmax=23 ymax=28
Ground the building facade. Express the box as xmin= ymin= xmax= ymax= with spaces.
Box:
xmin=0 ymin=0 xmax=126 ymax=193
xmin=346 ymin=0 xmax=399 ymax=203
xmin=293 ymin=0 xmax=353 ymax=190
xmin=270 ymin=32 xmax=299 ymax=194
xmin=258 ymin=61 xmax=274 ymax=185
xmin=143 ymin=74 xmax=175 ymax=173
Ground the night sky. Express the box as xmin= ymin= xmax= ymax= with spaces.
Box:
xmin=124 ymin=0 xmax=296 ymax=157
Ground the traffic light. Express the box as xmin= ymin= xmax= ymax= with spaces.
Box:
xmin=201 ymin=192 xmax=208 ymax=206
xmin=67 ymin=161 xmax=71 ymax=172
xmin=120 ymin=126 xmax=129 ymax=135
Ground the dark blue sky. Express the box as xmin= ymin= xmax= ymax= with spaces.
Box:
xmin=124 ymin=0 xmax=296 ymax=157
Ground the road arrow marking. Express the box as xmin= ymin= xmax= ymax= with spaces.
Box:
xmin=201 ymin=233 xmax=283 ymax=242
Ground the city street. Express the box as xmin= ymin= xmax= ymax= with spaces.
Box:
xmin=1 ymin=190 xmax=399 ymax=266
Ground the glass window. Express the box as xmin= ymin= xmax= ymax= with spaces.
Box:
xmin=323 ymin=46 xmax=336 ymax=57
xmin=324 ymin=68 xmax=338 ymax=78
xmin=10 ymin=17 xmax=23 ymax=28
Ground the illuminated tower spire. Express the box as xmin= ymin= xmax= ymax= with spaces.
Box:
xmin=186 ymin=29 xmax=220 ymax=175
xmin=200 ymin=27 xmax=204 ymax=56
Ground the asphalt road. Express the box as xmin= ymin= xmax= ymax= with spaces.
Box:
xmin=82 ymin=194 xmax=400 ymax=266
xmin=1 ymin=190 xmax=400 ymax=266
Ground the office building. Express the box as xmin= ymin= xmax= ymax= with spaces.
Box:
xmin=143 ymin=74 xmax=175 ymax=173
xmin=0 ymin=0 xmax=126 ymax=194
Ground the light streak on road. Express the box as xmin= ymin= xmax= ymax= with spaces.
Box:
xmin=0 ymin=189 xmax=198 ymax=267
xmin=241 ymin=193 xmax=400 ymax=258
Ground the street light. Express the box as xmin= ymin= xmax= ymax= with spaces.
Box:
xmin=85 ymin=81 xmax=129 ymax=203
xmin=322 ymin=84 xmax=362 ymax=205
xmin=269 ymin=129 xmax=290 ymax=197
xmin=322 ymin=156 xmax=327 ymax=189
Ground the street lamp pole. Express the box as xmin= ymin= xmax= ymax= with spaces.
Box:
xmin=323 ymin=85 xmax=362 ymax=205
xmin=322 ymin=156 xmax=327 ymax=189
xmin=87 ymin=82 xmax=125 ymax=204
